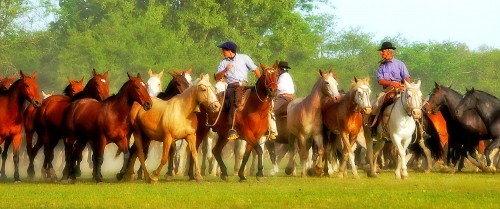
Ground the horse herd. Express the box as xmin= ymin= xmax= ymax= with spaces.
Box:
xmin=0 ymin=64 xmax=498 ymax=184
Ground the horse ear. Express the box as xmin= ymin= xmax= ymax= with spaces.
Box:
xmin=434 ymin=81 xmax=439 ymax=88
xmin=415 ymin=80 xmax=421 ymax=88
xmin=364 ymin=76 xmax=370 ymax=84
xmin=148 ymin=69 xmax=153 ymax=77
xmin=127 ymin=72 xmax=132 ymax=79
xmin=32 ymin=71 xmax=37 ymax=79
xmin=158 ymin=70 xmax=164 ymax=78
xmin=354 ymin=76 xmax=358 ymax=83
xmin=20 ymin=70 xmax=26 ymax=78
xmin=103 ymin=71 xmax=108 ymax=79
xmin=318 ymin=69 xmax=324 ymax=77
xmin=137 ymin=72 xmax=142 ymax=79
xmin=67 ymin=76 xmax=71 ymax=83
xmin=92 ymin=68 xmax=97 ymax=76
xmin=187 ymin=66 xmax=193 ymax=75
xmin=329 ymin=68 xmax=333 ymax=75
xmin=79 ymin=77 xmax=85 ymax=83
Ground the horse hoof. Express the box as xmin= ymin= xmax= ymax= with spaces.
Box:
xmin=337 ymin=173 xmax=344 ymax=179
xmin=165 ymin=175 xmax=173 ymax=182
xmin=14 ymin=180 xmax=22 ymax=184
xmin=306 ymin=168 xmax=315 ymax=176
xmin=239 ymin=178 xmax=247 ymax=183
xmin=195 ymin=178 xmax=204 ymax=183
xmin=0 ymin=174 xmax=7 ymax=180
xmin=285 ymin=167 xmax=294 ymax=176
xmin=116 ymin=172 xmax=124 ymax=180
xmin=221 ymin=175 xmax=229 ymax=182
xmin=256 ymin=176 xmax=264 ymax=182
xmin=367 ymin=172 xmax=378 ymax=178
xmin=353 ymin=175 xmax=360 ymax=179
xmin=401 ymin=175 xmax=408 ymax=180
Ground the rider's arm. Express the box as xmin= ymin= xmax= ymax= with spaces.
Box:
xmin=254 ymin=67 xmax=261 ymax=79
xmin=215 ymin=63 xmax=232 ymax=81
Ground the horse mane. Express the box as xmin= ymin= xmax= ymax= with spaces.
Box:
xmin=63 ymin=84 xmax=73 ymax=96
xmin=5 ymin=79 xmax=22 ymax=94
xmin=470 ymin=89 xmax=499 ymax=100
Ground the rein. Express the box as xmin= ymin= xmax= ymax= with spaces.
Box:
xmin=206 ymin=86 xmax=226 ymax=127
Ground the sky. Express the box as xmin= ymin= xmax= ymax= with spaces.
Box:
xmin=321 ymin=0 xmax=500 ymax=50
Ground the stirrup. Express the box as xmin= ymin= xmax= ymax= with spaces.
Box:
xmin=227 ymin=129 xmax=239 ymax=141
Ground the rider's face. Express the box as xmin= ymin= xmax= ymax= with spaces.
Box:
xmin=221 ymin=49 xmax=233 ymax=58
xmin=380 ymin=49 xmax=393 ymax=60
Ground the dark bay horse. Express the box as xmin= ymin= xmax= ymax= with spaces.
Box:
xmin=423 ymin=83 xmax=489 ymax=172
xmin=322 ymin=76 xmax=372 ymax=178
xmin=455 ymin=88 xmax=499 ymax=172
xmin=27 ymin=69 xmax=110 ymax=180
xmin=0 ymin=71 xmax=42 ymax=182
xmin=195 ymin=64 xmax=278 ymax=182
xmin=64 ymin=73 xmax=152 ymax=183
xmin=23 ymin=77 xmax=84 ymax=180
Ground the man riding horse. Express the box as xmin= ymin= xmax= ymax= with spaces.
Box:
xmin=370 ymin=41 xmax=411 ymax=131
xmin=215 ymin=41 xmax=262 ymax=141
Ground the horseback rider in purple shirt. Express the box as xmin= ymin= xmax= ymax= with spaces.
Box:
xmin=215 ymin=41 xmax=262 ymax=141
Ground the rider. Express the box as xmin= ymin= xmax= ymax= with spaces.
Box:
xmin=215 ymin=41 xmax=261 ymax=141
xmin=370 ymin=41 xmax=411 ymax=125
xmin=268 ymin=61 xmax=295 ymax=139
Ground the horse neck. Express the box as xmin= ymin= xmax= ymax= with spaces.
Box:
xmin=440 ymin=88 xmax=462 ymax=117
xmin=163 ymin=82 xmax=181 ymax=100
xmin=246 ymin=82 xmax=271 ymax=111
xmin=5 ymin=82 xmax=25 ymax=113
xmin=392 ymin=94 xmax=413 ymax=121
xmin=473 ymin=94 xmax=499 ymax=124
xmin=176 ymin=85 xmax=200 ymax=114
xmin=303 ymin=79 xmax=325 ymax=110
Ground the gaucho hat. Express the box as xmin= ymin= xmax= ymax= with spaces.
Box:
xmin=378 ymin=41 xmax=397 ymax=51
xmin=278 ymin=61 xmax=291 ymax=69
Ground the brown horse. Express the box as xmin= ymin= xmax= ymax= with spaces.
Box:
xmin=0 ymin=71 xmax=42 ymax=182
xmin=64 ymin=73 xmax=152 ymax=183
xmin=0 ymin=74 xmax=16 ymax=93
xmin=286 ymin=69 xmax=341 ymax=177
xmin=27 ymin=70 xmax=109 ymax=180
xmin=123 ymin=74 xmax=219 ymax=183
xmin=0 ymin=73 xmax=19 ymax=179
xmin=322 ymin=76 xmax=372 ymax=178
xmin=199 ymin=64 xmax=278 ymax=182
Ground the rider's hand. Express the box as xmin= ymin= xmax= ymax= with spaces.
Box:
xmin=225 ymin=63 xmax=233 ymax=72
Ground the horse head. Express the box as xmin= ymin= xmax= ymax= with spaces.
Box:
xmin=19 ymin=70 xmax=42 ymax=107
xmin=455 ymin=88 xmax=477 ymax=118
xmin=320 ymin=69 xmax=341 ymax=102
xmin=194 ymin=74 xmax=220 ymax=113
xmin=423 ymin=82 xmax=446 ymax=114
xmin=126 ymin=72 xmax=152 ymax=110
xmin=173 ymin=66 xmax=193 ymax=86
xmin=85 ymin=69 xmax=110 ymax=101
xmin=258 ymin=63 xmax=278 ymax=99
xmin=147 ymin=69 xmax=164 ymax=97
xmin=353 ymin=76 xmax=372 ymax=114
xmin=0 ymin=73 xmax=16 ymax=92
xmin=403 ymin=80 xmax=423 ymax=119
xmin=65 ymin=77 xmax=85 ymax=97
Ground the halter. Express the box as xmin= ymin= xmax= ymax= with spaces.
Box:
xmin=255 ymin=68 xmax=278 ymax=102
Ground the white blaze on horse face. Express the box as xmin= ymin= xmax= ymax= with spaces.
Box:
xmin=356 ymin=85 xmax=372 ymax=114
xmin=405 ymin=80 xmax=423 ymax=119
xmin=184 ymin=73 xmax=193 ymax=87
xmin=324 ymin=73 xmax=340 ymax=100
xmin=147 ymin=76 xmax=162 ymax=97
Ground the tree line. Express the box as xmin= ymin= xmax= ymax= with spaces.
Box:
xmin=1 ymin=0 xmax=498 ymax=97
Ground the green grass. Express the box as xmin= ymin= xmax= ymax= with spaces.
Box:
xmin=0 ymin=170 xmax=498 ymax=209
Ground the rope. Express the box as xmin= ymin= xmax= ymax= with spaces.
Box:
xmin=205 ymin=88 xmax=226 ymax=127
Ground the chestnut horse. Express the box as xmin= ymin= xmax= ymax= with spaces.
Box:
xmin=0 ymin=71 xmax=42 ymax=182
xmin=0 ymin=73 xmax=19 ymax=179
xmin=322 ymin=76 xmax=372 ymax=178
xmin=27 ymin=70 xmax=110 ymax=181
xmin=455 ymin=88 xmax=499 ymax=172
xmin=286 ymin=70 xmax=341 ymax=177
xmin=0 ymin=74 xmax=16 ymax=93
xmin=64 ymin=73 xmax=152 ymax=183
xmin=23 ymin=77 xmax=84 ymax=180
xmin=123 ymin=74 xmax=219 ymax=183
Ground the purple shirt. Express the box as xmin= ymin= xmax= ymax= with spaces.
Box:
xmin=377 ymin=58 xmax=410 ymax=82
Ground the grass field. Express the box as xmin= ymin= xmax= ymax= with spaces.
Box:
xmin=0 ymin=169 xmax=498 ymax=209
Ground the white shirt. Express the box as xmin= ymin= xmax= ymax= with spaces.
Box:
xmin=277 ymin=72 xmax=295 ymax=95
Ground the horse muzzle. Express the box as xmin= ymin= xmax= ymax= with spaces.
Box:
xmin=142 ymin=101 xmax=153 ymax=111
xmin=31 ymin=99 xmax=42 ymax=108
xmin=209 ymin=101 xmax=221 ymax=113
xmin=411 ymin=108 xmax=422 ymax=119
xmin=362 ymin=107 xmax=372 ymax=115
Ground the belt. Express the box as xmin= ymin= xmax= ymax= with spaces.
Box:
xmin=279 ymin=93 xmax=294 ymax=98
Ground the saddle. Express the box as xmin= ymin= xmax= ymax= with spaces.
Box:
xmin=235 ymin=86 xmax=251 ymax=111
xmin=369 ymin=87 xmax=400 ymax=128
xmin=274 ymin=100 xmax=291 ymax=118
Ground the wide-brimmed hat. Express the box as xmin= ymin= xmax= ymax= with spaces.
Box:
xmin=217 ymin=41 xmax=238 ymax=52
xmin=378 ymin=41 xmax=396 ymax=51
xmin=278 ymin=61 xmax=290 ymax=69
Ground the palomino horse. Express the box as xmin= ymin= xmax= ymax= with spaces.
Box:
xmin=367 ymin=80 xmax=423 ymax=179
xmin=27 ymin=69 xmax=109 ymax=181
xmin=123 ymin=74 xmax=220 ymax=183
xmin=423 ymin=83 xmax=488 ymax=172
xmin=0 ymin=71 xmax=42 ymax=182
xmin=322 ymin=76 xmax=372 ymax=178
xmin=119 ymin=69 xmax=190 ymax=180
xmin=64 ymin=73 xmax=152 ymax=183
xmin=286 ymin=70 xmax=341 ymax=177
xmin=455 ymin=88 xmax=499 ymax=172
xmin=23 ymin=77 xmax=84 ymax=180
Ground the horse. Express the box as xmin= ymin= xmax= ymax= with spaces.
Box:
xmin=423 ymin=83 xmax=489 ymax=172
xmin=0 ymin=70 xmax=42 ymax=182
xmin=64 ymin=73 xmax=152 ymax=183
xmin=286 ymin=69 xmax=341 ymax=177
xmin=455 ymin=88 xmax=499 ymax=172
xmin=366 ymin=80 xmax=423 ymax=179
xmin=27 ymin=69 xmax=110 ymax=181
xmin=123 ymin=74 xmax=220 ymax=183
xmin=0 ymin=74 xmax=16 ymax=93
xmin=122 ymin=69 xmax=190 ymax=180
xmin=322 ymin=76 xmax=372 ymax=178
xmin=23 ymin=77 xmax=84 ymax=180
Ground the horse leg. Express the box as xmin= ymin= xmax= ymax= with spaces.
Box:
xmin=285 ymin=135 xmax=298 ymax=176
xmin=44 ymin=139 xmax=59 ymax=182
xmin=92 ymin=137 xmax=107 ymax=183
xmin=165 ymin=143 xmax=176 ymax=178
xmin=116 ymin=137 xmax=130 ymax=180
xmin=484 ymin=137 xmax=500 ymax=172
xmin=185 ymin=134 xmax=202 ymax=182
xmin=254 ymin=142 xmax=265 ymax=181
xmin=234 ymin=139 xmax=246 ymax=176
xmin=61 ymin=136 xmax=75 ymax=181
xmin=265 ymin=141 xmax=278 ymax=176
xmin=348 ymin=138 xmax=360 ymax=179
xmin=238 ymin=142 xmax=255 ymax=182
xmin=418 ymin=137 xmax=433 ymax=173
xmin=392 ymin=136 xmax=407 ymax=179
xmin=312 ymin=134 xmax=324 ymax=177
xmin=0 ymin=138 xmax=11 ymax=179
xmin=213 ymin=137 xmax=229 ymax=181
xmin=152 ymin=135 xmax=173 ymax=182
xmin=10 ymin=135 xmax=22 ymax=182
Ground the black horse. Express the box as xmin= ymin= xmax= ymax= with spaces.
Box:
xmin=423 ymin=82 xmax=489 ymax=171
xmin=455 ymin=88 xmax=499 ymax=171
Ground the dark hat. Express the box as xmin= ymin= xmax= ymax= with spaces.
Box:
xmin=378 ymin=41 xmax=396 ymax=51
xmin=278 ymin=61 xmax=291 ymax=69
xmin=217 ymin=41 xmax=238 ymax=52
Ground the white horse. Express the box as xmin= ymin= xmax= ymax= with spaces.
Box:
xmin=146 ymin=69 xmax=164 ymax=97
xmin=368 ymin=80 xmax=423 ymax=179
xmin=286 ymin=70 xmax=341 ymax=177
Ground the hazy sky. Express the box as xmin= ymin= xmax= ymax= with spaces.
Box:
xmin=323 ymin=0 xmax=500 ymax=50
